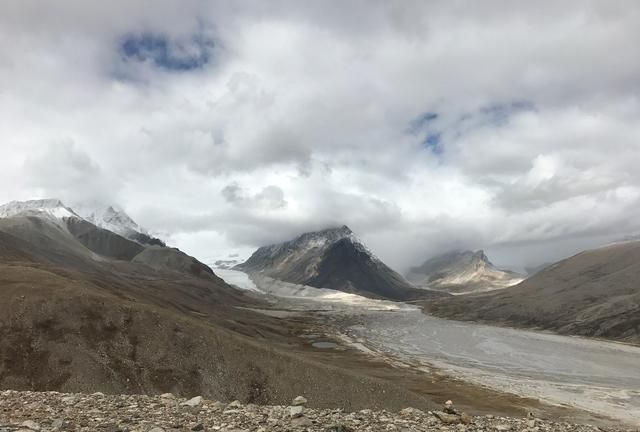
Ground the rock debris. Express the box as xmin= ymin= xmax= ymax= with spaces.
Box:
xmin=0 ymin=391 xmax=632 ymax=432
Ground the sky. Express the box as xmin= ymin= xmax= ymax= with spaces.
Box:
xmin=1 ymin=1 xmax=640 ymax=272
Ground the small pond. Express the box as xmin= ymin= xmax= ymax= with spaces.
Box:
xmin=312 ymin=341 xmax=338 ymax=349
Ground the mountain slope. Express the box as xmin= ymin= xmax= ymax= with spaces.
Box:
xmin=65 ymin=216 xmax=145 ymax=261
xmin=407 ymin=250 xmax=524 ymax=294
xmin=525 ymin=262 xmax=552 ymax=276
xmin=0 ymin=199 xmax=217 ymax=277
xmin=0 ymin=199 xmax=79 ymax=223
xmin=426 ymin=241 xmax=640 ymax=344
xmin=0 ymin=198 xmax=164 ymax=246
xmin=0 ymin=215 xmax=456 ymax=411
xmin=133 ymin=245 xmax=217 ymax=280
xmin=236 ymin=226 xmax=444 ymax=301
xmin=71 ymin=202 xmax=166 ymax=246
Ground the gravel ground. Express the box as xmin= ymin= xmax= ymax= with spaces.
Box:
xmin=0 ymin=390 xmax=634 ymax=432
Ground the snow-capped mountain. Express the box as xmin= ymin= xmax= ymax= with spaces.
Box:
xmin=406 ymin=250 xmax=524 ymax=295
xmin=0 ymin=199 xmax=164 ymax=247
xmin=0 ymin=198 xmax=221 ymax=281
xmin=211 ymin=258 xmax=245 ymax=270
xmin=71 ymin=202 xmax=144 ymax=236
xmin=236 ymin=225 xmax=380 ymax=280
xmin=236 ymin=225 xmax=445 ymax=301
xmin=0 ymin=199 xmax=81 ymax=222
xmin=70 ymin=202 xmax=165 ymax=246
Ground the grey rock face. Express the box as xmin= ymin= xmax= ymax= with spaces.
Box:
xmin=236 ymin=226 xmax=445 ymax=301
xmin=407 ymin=250 xmax=523 ymax=294
xmin=427 ymin=241 xmax=640 ymax=344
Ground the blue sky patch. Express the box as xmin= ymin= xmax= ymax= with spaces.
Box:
xmin=119 ymin=32 xmax=215 ymax=72
xmin=407 ymin=111 xmax=439 ymax=134
xmin=422 ymin=132 xmax=443 ymax=154
xmin=406 ymin=111 xmax=444 ymax=155
xmin=479 ymin=100 xmax=535 ymax=126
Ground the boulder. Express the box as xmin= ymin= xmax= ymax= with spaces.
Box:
xmin=180 ymin=396 xmax=203 ymax=408
xmin=289 ymin=405 xmax=304 ymax=418
xmin=292 ymin=395 xmax=308 ymax=406
xmin=433 ymin=411 xmax=462 ymax=425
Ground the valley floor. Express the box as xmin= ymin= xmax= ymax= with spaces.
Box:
xmin=217 ymin=270 xmax=640 ymax=428
xmin=0 ymin=390 xmax=632 ymax=432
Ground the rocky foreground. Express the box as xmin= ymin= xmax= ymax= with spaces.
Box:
xmin=0 ymin=391 xmax=632 ymax=432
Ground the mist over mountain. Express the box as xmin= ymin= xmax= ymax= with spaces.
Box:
xmin=2 ymin=2 xmax=640 ymax=426
xmin=236 ymin=226 xmax=445 ymax=301
xmin=0 ymin=199 xmax=165 ymax=247
xmin=0 ymin=199 xmax=434 ymax=408
xmin=427 ymin=241 xmax=640 ymax=344
xmin=0 ymin=199 xmax=213 ymax=279
xmin=407 ymin=250 xmax=524 ymax=294
xmin=3 ymin=2 xmax=640 ymax=271
xmin=71 ymin=202 xmax=166 ymax=247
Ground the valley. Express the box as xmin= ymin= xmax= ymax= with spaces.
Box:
xmin=1 ymin=199 xmax=638 ymax=429
xmin=219 ymin=269 xmax=640 ymax=426
xmin=4 ymin=6 xmax=639 ymax=431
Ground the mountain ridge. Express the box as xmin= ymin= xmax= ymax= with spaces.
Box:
xmin=0 ymin=213 xmax=472 ymax=413
xmin=426 ymin=241 xmax=640 ymax=344
xmin=0 ymin=199 xmax=165 ymax=247
xmin=0 ymin=198 xmax=210 ymax=280
xmin=236 ymin=226 xmax=446 ymax=301
xmin=407 ymin=249 xmax=524 ymax=294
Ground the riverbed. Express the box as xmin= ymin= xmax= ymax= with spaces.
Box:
xmin=218 ymin=269 xmax=640 ymax=425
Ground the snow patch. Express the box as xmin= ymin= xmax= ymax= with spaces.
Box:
xmin=215 ymin=269 xmax=262 ymax=292
xmin=0 ymin=199 xmax=80 ymax=224
xmin=70 ymin=201 xmax=146 ymax=237
xmin=252 ymin=275 xmax=416 ymax=312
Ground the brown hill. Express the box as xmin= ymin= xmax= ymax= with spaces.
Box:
xmin=426 ymin=241 xmax=640 ymax=344
xmin=0 ymin=216 xmax=444 ymax=410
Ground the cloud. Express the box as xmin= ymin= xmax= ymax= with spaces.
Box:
xmin=22 ymin=141 xmax=119 ymax=203
xmin=1 ymin=1 xmax=640 ymax=271
xmin=221 ymin=183 xmax=287 ymax=210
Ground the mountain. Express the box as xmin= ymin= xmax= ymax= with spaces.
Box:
xmin=0 ymin=199 xmax=79 ymax=222
xmin=0 ymin=199 xmax=215 ymax=278
xmin=426 ymin=241 xmax=640 ymax=344
xmin=406 ymin=250 xmax=524 ymax=294
xmin=0 ymin=206 xmax=436 ymax=408
xmin=235 ymin=225 xmax=445 ymax=301
xmin=525 ymin=262 xmax=552 ymax=276
xmin=133 ymin=245 xmax=215 ymax=279
xmin=65 ymin=216 xmax=145 ymax=261
xmin=0 ymin=199 xmax=164 ymax=245
xmin=211 ymin=258 xmax=244 ymax=269
xmin=71 ymin=202 xmax=166 ymax=246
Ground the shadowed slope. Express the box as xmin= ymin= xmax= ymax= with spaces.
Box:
xmin=407 ymin=250 xmax=524 ymax=294
xmin=426 ymin=241 xmax=640 ymax=344
xmin=0 ymin=216 xmax=447 ymax=410
xmin=237 ymin=226 xmax=446 ymax=301
xmin=65 ymin=217 xmax=145 ymax=261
